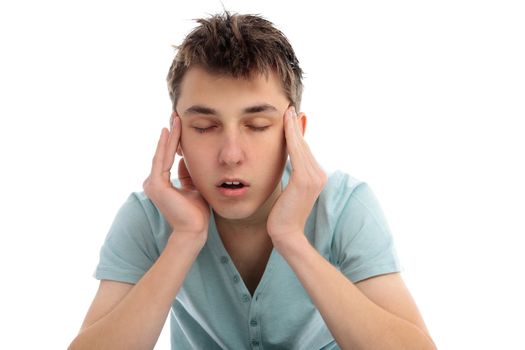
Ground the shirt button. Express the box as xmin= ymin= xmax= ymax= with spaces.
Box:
xmin=220 ymin=256 xmax=228 ymax=264
xmin=233 ymin=275 xmax=240 ymax=283
xmin=241 ymin=294 xmax=250 ymax=302
xmin=251 ymin=339 xmax=260 ymax=347
xmin=250 ymin=319 xmax=258 ymax=327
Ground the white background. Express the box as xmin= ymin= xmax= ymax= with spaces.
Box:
xmin=1 ymin=0 xmax=524 ymax=349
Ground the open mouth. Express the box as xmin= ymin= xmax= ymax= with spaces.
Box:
xmin=220 ymin=181 xmax=245 ymax=189
xmin=217 ymin=180 xmax=249 ymax=197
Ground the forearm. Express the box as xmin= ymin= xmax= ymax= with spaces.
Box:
xmin=275 ymin=235 xmax=436 ymax=350
xmin=69 ymin=233 xmax=203 ymax=350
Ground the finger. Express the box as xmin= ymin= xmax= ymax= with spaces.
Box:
xmin=151 ymin=127 xmax=168 ymax=178
xmin=284 ymin=107 xmax=324 ymax=181
xmin=163 ymin=115 xmax=181 ymax=174
xmin=284 ymin=106 xmax=305 ymax=170
xmin=178 ymin=158 xmax=195 ymax=190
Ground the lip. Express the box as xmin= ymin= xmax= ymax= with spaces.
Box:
xmin=215 ymin=177 xmax=250 ymax=187
xmin=217 ymin=186 xmax=249 ymax=197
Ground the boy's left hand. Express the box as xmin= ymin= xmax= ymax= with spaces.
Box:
xmin=267 ymin=106 xmax=327 ymax=249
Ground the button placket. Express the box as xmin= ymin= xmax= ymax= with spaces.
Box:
xmin=248 ymin=291 xmax=262 ymax=349
xmin=217 ymin=254 xmax=250 ymax=306
xmin=207 ymin=214 xmax=278 ymax=349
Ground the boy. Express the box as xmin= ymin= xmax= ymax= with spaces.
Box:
xmin=69 ymin=11 xmax=435 ymax=349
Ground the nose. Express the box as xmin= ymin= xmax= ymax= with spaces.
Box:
xmin=218 ymin=132 xmax=245 ymax=166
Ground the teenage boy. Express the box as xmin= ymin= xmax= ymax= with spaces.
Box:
xmin=69 ymin=11 xmax=436 ymax=350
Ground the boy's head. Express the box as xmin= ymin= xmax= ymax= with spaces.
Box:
xmin=165 ymin=11 xmax=307 ymax=223
xmin=167 ymin=11 xmax=303 ymax=112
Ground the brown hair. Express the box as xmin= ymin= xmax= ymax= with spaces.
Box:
xmin=166 ymin=11 xmax=304 ymax=112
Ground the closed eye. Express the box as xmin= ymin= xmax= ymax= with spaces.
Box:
xmin=193 ymin=126 xmax=216 ymax=134
xmin=248 ymin=126 xmax=270 ymax=132
xmin=192 ymin=126 xmax=270 ymax=133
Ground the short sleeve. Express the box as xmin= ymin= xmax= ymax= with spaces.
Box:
xmin=331 ymin=182 xmax=402 ymax=283
xmin=94 ymin=193 xmax=160 ymax=284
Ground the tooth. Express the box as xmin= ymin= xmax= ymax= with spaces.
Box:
xmin=232 ymin=181 xmax=240 ymax=185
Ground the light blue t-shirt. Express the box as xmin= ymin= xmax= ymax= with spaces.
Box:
xmin=95 ymin=161 xmax=402 ymax=349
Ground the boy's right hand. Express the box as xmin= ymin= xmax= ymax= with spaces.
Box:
xmin=142 ymin=114 xmax=210 ymax=246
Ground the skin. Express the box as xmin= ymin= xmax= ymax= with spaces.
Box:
xmin=167 ymin=66 xmax=436 ymax=349
xmin=69 ymin=65 xmax=436 ymax=350
xmin=173 ymin=66 xmax=296 ymax=234
xmin=171 ymin=66 xmax=313 ymax=293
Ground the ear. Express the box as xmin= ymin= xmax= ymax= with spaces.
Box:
xmin=297 ymin=112 xmax=307 ymax=137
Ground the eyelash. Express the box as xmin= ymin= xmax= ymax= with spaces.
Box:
xmin=193 ymin=126 xmax=270 ymax=134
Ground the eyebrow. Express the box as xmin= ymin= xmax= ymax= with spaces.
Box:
xmin=182 ymin=103 xmax=279 ymax=117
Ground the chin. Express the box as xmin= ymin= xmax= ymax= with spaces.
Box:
xmin=211 ymin=205 xmax=258 ymax=221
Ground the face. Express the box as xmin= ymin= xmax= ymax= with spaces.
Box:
xmin=174 ymin=66 xmax=295 ymax=224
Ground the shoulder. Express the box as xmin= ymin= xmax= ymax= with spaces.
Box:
xmin=306 ymin=163 xmax=394 ymax=244
xmin=317 ymin=168 xmax=391 ymax=237
xmin=127 ymin=175 xmax=183 ymax=223
xmin=300 ymin=162 xmax=375 ymax=239
xmin=283 ymin=160 xmax=365 ymax=205
xmin=123 ymin=191 xmax=160 ymax=223
xmin=115 ymin=190 xmax=172 ymax=245
xmin=316 ymin=165 xmax=369 ymax=216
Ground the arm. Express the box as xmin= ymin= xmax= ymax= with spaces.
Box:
xmin=69 ymin=234 xmax=202 ymax=350
xmin=70 ymin=115 xmax=210 ymax=349
xmin=275 ymin=235 xmax=436 ymax=350
xmin=268 ymin=107 xmax=435 ymax=349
